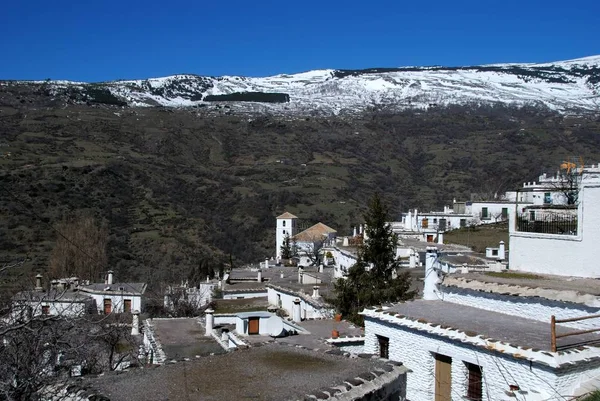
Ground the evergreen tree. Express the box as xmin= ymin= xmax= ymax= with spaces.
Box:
xmin=280 ymin=234 xmax=293 ymax=259
xmin=332 ymin=193 xmax=416 ymax=324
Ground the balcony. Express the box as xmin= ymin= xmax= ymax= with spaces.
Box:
xmin=516 ymin=213 xmax=578 ymax=236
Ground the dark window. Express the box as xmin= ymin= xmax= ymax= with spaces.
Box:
xmin=481 ymin=207 xmax=489 ymax=219
xmin=460 ymin=219 xmax=467 ymax=228
xmin=124 ymin=299 xmax=132 ymax=313
xmin=529 ymin=210 xmax=536 ymax=221
xmin=283 ymin=221 xmax=286 ymax=227
xmin=544 ymin=192 xmax=552 ymax=204
xmin=41 ymin=305 xmax=50 ymax=315
xmin=377 ymin=335 xmax=389 ymax=359
xmin=492 ymin=249 xmax=498 ymax=256
xmin=433 ymin=218 xmax=437 ymax=224
xmin=502 ymin=208 xmax=508 ymax=219
xmin=466 ymin=362 xmax=483 ymax=401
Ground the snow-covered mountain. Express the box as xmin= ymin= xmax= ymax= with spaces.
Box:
xmin=6 ymin=56 xmax=600 ymax=114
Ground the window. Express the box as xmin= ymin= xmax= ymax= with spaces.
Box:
xmin=433 ymin=218 xmax=437 ymax=224
xmin=283 ymin=221 xmax=286 ymax=227
xmin=41 ymin=305 xmax=50 ymax=315
xmin=460 ymin=219 xmax=467 ymax=228
xmin=422 ymin=218 xmax=429 ymax=229
xmin=502 ymin=208 xmax=508 ymax=219
xmin=124 ymin=299 xmax=132 ymax=313
xmin=465 ymin=362 xmax=483 ymax=401
xmin=529 ymin=210 xmax=536 ymax=221
xmin=481 ymin=207 xmax=489 ymax=219
xmin=283 ymin=230 xmax=286 ymax=235
xmin=377 ymin=335 xmax=389 ymax=359
xmin=544 ymin=192 xmax=552 ymax=204
xmin=492 ymin=249 xmax=498 ymax=256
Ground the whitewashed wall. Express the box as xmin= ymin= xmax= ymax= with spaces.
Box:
xmin=364 ymin=317 xmax=600 ymax=401
xmin=267 ymin=287 xmax=331 ymax=319
xmin=223 ymin=291 xmax=267 ymax=300
xmin=331 ymin=247 xmax=358 ymax=278
xmin=12 ymin=300 xmax=91 ymax=319
xmin=85 ymin=292 xmax=143 ymax=314
xmin=440 ymin=286 xmax=600 ymax=330
xmin=509 ymin=184 xmax=600 ymax=278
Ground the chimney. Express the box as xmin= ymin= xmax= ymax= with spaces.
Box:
xmin=265 ymin=258 xmax=269 ymax=269
xmin=318 ymin=264 xmax=324 ymax=273
xmin=423 ymin=247 xmax=441 ymax=301
xmin=35 ymin=274 xmax=43 ymax=291
xmin=498 ymin=241 xmax=506 ymax=261
xmin=312 ymin=286 xmax=320 ymax=298
xmin=205 ymin=308 xmax=215 ymax=336
xmin=107 ymin=271 xmax=114 ymax=285
xmin=292 ymin=299 xmax=302 ymax=322
xmin=353 ymin=226 xmax=357 ymax=237
xmin=409 ymin=249 xmax=416 ymax=268
xmin=359 ymin=224 xmax=363 ymax=235
xmin=280 ymin=271 xmax=284 ymax=279
xmin=131 ymin=310 xmax=140 ymax=336
xmin=257 ymin=269 xmax=262 ymax=282
xmin=298 ymin=267 xmax=304 ymax=284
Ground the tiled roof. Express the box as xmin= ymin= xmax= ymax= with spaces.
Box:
xmin=293 ymin=222 xmax=337 ymax=242
xmin=276 ymin=211 xmax=298 ymax=219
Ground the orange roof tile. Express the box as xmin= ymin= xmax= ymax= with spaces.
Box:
xmin=293 ymin=222 xmax=337 ymax=242
xmin=277 ymin=212 xmax=298 ymax=219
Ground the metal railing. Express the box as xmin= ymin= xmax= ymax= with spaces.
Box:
xmin=516 ymin=213 xmax=577 ymax=235
xmin=550 ymin=314 xmax=600 ymax=352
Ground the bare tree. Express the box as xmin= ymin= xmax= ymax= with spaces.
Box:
xmin=48 ymin=213 xmax=108 ymax=281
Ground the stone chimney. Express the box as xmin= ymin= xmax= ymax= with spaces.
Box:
xmin=498 ymin=241 xmax=506 ymax=261
xmin=107 ymin=271 xmax=114 ymax=285
xmin=312 ymin=286 xmax=320 ymax=298
xmin=131 ymin=310 xmax=140 ymax=336
xmin=205 ymin=308 xmax=215 ymax=336
xmin=257 ymin=269 xmax=262 ymax=283
xmin=423 ymin=247 xmax=441 ymax=301
xmin=35 ymin=274 xmax=43 ymax=291
xmin=292 ymin=299 xmax=302 ymax=322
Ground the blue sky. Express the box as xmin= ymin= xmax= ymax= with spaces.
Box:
xmin=1 ymin=0 xmax=599 ymax=81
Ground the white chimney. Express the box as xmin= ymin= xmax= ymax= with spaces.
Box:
xmin=437 ymin=233 xmax=444 ymax=244
xmin=409 ymin=250 xmax=416 ymax=268
xmin=265 ymin=258 xmax=269 ymax=269
xmin=35 ymin=274 xmax=43 ymax=291
xmin=292 ymin=299 xmax=302 ymax=322
xmin=205 ymin=308 xmax=214 ymax=336
xmin=423 ymin=247 xmax=441 ymax=300
xmin=280 ymin=271 xmax=284 ymax=279
xmin=498 ymin=241 xmax=506 ymax=261
xmin=257 ymin=269 xmax=262 ymax=282
xmin=131 ymin=310 xmax=140 ymax=336
xmin=107 ymin=271 xmax=114 ymax=285
xmin=353 ymin=226 xmax=357 ymax=237
xmin=359 ymin=224 xmax=363 ymax=235
xmin=312 ymin=286 xmax=320 ymax=298
xmin=319 ymin=264 xmax=324 ymax=273
xmin=298 ymin=267 xmax=303 ymax=284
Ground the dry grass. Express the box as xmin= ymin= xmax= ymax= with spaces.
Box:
xmin=444 ymin=222 xmax=509 ymax=253
xmin=485 ymin=271 xmax=544 ymax=280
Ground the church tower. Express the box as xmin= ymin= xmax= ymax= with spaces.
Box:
xmin=276 ymin=212 xmax=298 ymax=259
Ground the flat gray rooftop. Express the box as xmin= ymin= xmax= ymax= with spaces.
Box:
xmin=151 ymin=318 xmax=225 ymax=359
xmin=85 ymin=344 xmax=393 ymax=401
xmin=383 ymin=300 xmax=600 ymax=351
xmin=453 ymin=271 xmax=600 ymax=296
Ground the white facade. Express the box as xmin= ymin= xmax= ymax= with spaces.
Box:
xmin=81 ymin=290 xmax=144 ymax=314
xmin=363 ymin=315 xmax=600 ymax=401
xmin=330 ymin=247 xmax=358 ymax=278
xmin=275 ymin=212 xmax=298 ymax=259
xmin=509 ymin=169 xmax=600 ymax=278
xmin=267 ymin=286 xmax=332 ymax=320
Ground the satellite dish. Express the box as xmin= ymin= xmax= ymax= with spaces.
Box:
xmin=265 ymin=316 xmax=285 ymax=337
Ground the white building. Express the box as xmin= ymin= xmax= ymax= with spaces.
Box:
xmin=362 ymin=247 xmax=600 ymax=401
xmin=509 ymin=164 xmax=600 ymax=278
xmin=275 ymin=212 xmax=298 ymax=259
xmin=79 ymin=271 xmax=147 ymax=314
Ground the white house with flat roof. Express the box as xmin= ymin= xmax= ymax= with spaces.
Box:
xmin=509 ymin=164 xmax=600 ymax=278
xmin=361 ymin=247 xmax=600 ymax=401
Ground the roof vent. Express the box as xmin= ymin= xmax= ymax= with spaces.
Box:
xmin=119 ymin=286 xmax=125 ymax=291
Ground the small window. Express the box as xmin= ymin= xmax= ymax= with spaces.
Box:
xmin=529 ymin=210 xmax=536 ymax=221
xmin=502 ymin=208 xmax=508 ymax=219
xmin=481 ymin=207 xmax=489 ymax=219
xmin=283 ymin=221 xmax=286 ymax=227
xmin=465 ymin=362 xmax=483 ymax=401
xmin=422 ymin=218 xmax=429 ymax=229
xmin=41 ymin=305 xmax=50 ymax=315
xmin=377 ymin=335 xmax=389 ymax=359
xmin=433 ymin=218 xmax=437 ymax=224
xmin=283 ymin=230 xmax=286 ymax=235
xmin=492 ymin=249 xmax=498 ymax=256
xmin=124 ymin=299 xmax=132 ymax=313
xmin=460 ymin=219 xmax=467 ymax=228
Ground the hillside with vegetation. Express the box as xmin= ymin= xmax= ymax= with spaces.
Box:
xmin=1 ymin=88 xmax=600 ymax=291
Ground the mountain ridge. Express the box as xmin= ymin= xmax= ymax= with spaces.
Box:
xmin=2 ymin=55 xmax=599 ymax=114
